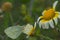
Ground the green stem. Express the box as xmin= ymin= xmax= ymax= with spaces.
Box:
xmin=3 ymin=12 xmax=10 ymax=28
xmin=3 ymin=12 xmax=14 ymax=29
xmin=8 ymin=12 xmax=14 ymax=25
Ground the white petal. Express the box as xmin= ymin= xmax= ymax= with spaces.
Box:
xmin=55 ymin=12 xmax=60 ymax=15
xmin=42 ymin=22 xmax=49 ymax=29
xmin=49 ymin=20 xmax=54 ymax=28
xmin=37 ymin=17 xmax=40 ymax=23
xmin=53 ymin=17 xmax=58 ymax=25
xmin=39 ymin=21 xmax=42 ymax=28
xmin=34 ymin=22 xmax=36 ymax=29
xmin=58 ymin=12 xmax=60 ymax=15
xmin=37 ymin=17 xmax=42 ymax=23
xmin=44 ymin=22 xmax=49 ymax=29
xmin=55 ymin=12 xmax=60 ymax=19
xmin=58 ymin=15 xmax=60 ymax=19
xmin=53 ymin=1 xmax=58 ymax=9
xmin=23 ymin=24 xmax=33 ymax=35
xmin=41 ymin=23 xmax=46 ymax=29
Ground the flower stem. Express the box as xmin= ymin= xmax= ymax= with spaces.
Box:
xmin=3 ymin=12 xmax=9 ymax=28
xmin=8 ymin=12 xmax=14 ymax=25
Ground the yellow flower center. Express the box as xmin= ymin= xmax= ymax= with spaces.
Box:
xmin=28 ymin=28 xmax=35 ymax=36
xmin=43 ymin=9 xmax=55 ymax=20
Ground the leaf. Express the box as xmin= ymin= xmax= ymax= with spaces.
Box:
xmin=28 ymin=37 xmax=37 ymax=40
xmin=4 ymin=25 xmax=24 ymax=39
xmin=40 ymin=35 xmax=53 ymax=40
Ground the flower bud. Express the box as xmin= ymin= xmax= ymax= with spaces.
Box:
xmin=1 ymin=2 xmax=12 ymax=11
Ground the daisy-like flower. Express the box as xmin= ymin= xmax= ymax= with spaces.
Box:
xmin=23 ymin=22 xmax=36 ymax=38
xmin=37 ymin=1 xmax=60 ymax=29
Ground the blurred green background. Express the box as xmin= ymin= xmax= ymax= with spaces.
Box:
xmin=0 ymin=0 xmax=60 ymax=40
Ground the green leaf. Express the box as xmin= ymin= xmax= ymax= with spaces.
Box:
xmin=4 ymin=25 xmax=24 ymax=39
xmin=28 ymin=37 xmax=37 ymax=40
xmin=40 ymin=35 xmax=53 ymax=40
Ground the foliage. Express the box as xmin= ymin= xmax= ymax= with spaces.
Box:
xmin=0 ymin=0 xmax=60 ymax=40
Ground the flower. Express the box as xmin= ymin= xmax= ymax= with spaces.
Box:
xmin=1 ymin=2 xmax=12 ymax=11
xmin=37 ymin=1 xmax=60 ymax=29
xmin=23 ymin=22 xmax=36 ymax=38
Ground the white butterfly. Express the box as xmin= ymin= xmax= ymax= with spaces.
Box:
xmin=4 ymin=25 xmax=24 ymax=39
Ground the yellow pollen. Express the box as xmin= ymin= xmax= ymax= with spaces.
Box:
xmin=43 ymin=9 xmax=55 ymax=20
xmin=28 ymin=28 xmax=35 ymax=36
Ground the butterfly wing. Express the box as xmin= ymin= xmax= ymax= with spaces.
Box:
xmin=4 ymin=25 xmax=24 ymax=39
